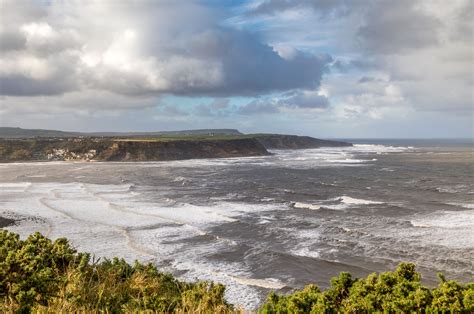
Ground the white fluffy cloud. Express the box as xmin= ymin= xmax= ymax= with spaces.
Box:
xmin=0 ymin=0 xmax=329 ymax=100
xmin=246 ymin=0 xmax=473 ymax=115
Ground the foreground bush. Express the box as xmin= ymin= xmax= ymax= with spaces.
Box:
xmin=0 ymin=230 xmax=232 ymax=313
xmin=260 ymin=263 xmax=474 ymax=313
xmin=1 ymin=230 xmax=472 ymax=313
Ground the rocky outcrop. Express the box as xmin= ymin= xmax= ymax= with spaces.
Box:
xmin=0 ymin=138 xmax=269 ymax=162
xmin=0 ymin=216 xmax=15 ymax=228
xmin=253 ymin=134 xmax=352 ymax=149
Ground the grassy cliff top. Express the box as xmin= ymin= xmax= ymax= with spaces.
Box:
xmin=112 ymin=134 xmax=253 ymax=142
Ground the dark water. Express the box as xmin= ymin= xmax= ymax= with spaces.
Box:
xmin=1 ymin=140 xmax=473 ymax=308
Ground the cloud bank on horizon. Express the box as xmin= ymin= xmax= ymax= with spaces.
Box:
xmin=0 ymin=0 xmax=472 ymax=137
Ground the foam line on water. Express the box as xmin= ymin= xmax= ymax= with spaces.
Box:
xmin=292 ymin=202 xmax=321 ymax=210
xmin=212 ymin=272 xmax=286 ymax=289
xmin=39 ymin=197 xmax=156 ymax=257
xmin=411 ymin=210 xmax=474 ymax=229
xmin=292 ymin=195 xmax=384 ymax=211
xmin=339 ymin=196 xmax=383 ymax=205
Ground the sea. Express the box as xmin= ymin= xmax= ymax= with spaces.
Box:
xmin=1 ymin=139 xmax=473 ymax=309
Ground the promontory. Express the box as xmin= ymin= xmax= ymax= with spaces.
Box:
xmin=0 ymin=127 xmax=352 ymax=162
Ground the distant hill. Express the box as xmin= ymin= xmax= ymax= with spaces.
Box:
xmin=0 ymin=127 xmax=242 ymax=139
xmin=0 ymin=127 xmax=80 ymax=138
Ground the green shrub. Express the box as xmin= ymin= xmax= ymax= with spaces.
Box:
xmin=0 ymin=230 xmax=232 ymax=313
xmin=1 ymin=230 xmax=472 ymax=313
xmin=260 ymin=263 xmax=473 ymax=313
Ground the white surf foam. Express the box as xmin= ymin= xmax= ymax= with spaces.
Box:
xmin=315 ymin=195 xmax=384 ymax=210
xmin=351 ymin=144 xmax=411 ymax=153
xmin=292 ymin=202 xmax=321 ymax=210
xmin=288 ymin=195 xmax=384 ymax=211
xmin=118 ymin=143 xmax=407 ymax=170
xmin=0 ymin=179 xmax=296 ymax=309
xmin=401 ymin=210 xmax=474 ymax=249
xmin=340 ymin=196 xmax=383 ymax=205
xmin=411 ymin=210 xmax=474 ymax=229
xmin=213 ymin=272 xmax=286 ymax=289
xmin=0 ymin=182 xmax=32 ymax=191
xmin=291 ymin=247 xmax=321 ymax=258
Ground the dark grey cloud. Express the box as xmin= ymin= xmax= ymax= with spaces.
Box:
xmin=331 ymin=57 xmax=381 ymax=73
xmin=453 ymin=1 xmax=473 ymax=41
xmin=277 ymin=90 xmax=329 ymax=108
xmin=157 ymin=105 xmax=189 ymax=117
xmin=357 ymin=76 xmax=385 ymax=84
xmin=357 ymin=0 xmax=442 ymax=54
xmin=0 ymin=49 xmax=80 ymax=96
xmin=0 ymin=31 xmax=26 ymax=51
xmin=218 ymin=32 xmax=331 ymax=95
xmin=0 ymin=74 xmax=76 ymax=96
xmin=236 ymin=88 xmax=329 ymax=115
xmin=195 ymin=98 xmax=230 ymax=116
xmin=236 ymin=100 xmax=279 ymax=115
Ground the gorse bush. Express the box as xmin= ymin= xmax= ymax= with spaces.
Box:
xmin=0 ymin=230 xmax=232 ymax=313
xmin=260 ymin=263 xmax=474 ymax=313
xmin=1 ymin=230 xmax=473 ymax=313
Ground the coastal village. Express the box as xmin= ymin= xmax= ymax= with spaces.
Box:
xmin=47 ymin=148 xmax=97 ymax=161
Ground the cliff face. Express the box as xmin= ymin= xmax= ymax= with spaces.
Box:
xmin=254 ymin=135 xmax=352 ymax=149
xmin=98 ymin=138 xmax=269 ymax=161
xmin=0 ymin=138 xmax=269 ymax=162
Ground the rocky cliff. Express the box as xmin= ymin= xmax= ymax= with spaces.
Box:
xmin=98 ymin=138 xmax=269 ymax=161
xmin=0 ymin=131 xmax=353 ymax=162
xmin=254 ymin=134 xmax=352 ymax=149
xmin=0 ymin=138 xmax=269 ymax=162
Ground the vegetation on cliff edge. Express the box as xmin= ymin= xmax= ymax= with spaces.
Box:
xmin=1 ymin=230 xmax=472 ymax=313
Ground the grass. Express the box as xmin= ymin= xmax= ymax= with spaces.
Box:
xmin=112 ymin=135 xmax=254 ymax=142
xmin=1 ymin=230 xmax=473 ymax=313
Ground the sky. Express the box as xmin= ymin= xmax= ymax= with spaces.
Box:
xmin=0 ymin=0 xmax=473 ymax=138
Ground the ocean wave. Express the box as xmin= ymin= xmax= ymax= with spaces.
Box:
xmin=339 ymin=196 xmax=383 ymax=205
xmin=173 ymin=176 xmax=191 ymax=185
xmin=410 ymin=210 xmax=474 ymax=229
xmin=435 ymin=184 xmax=472 ymax=194
xmin=326 ymin=158 xmax=368 ymax=164
xmin=292 ymin=202 xmax=321 ymax=210
xmin=447 ymin=202 xmax=474 ymax=209
xmin=291 ymin=247 xmax=321 ymax=259
xmin=291 ymin=196 xmax=384 ymax=211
